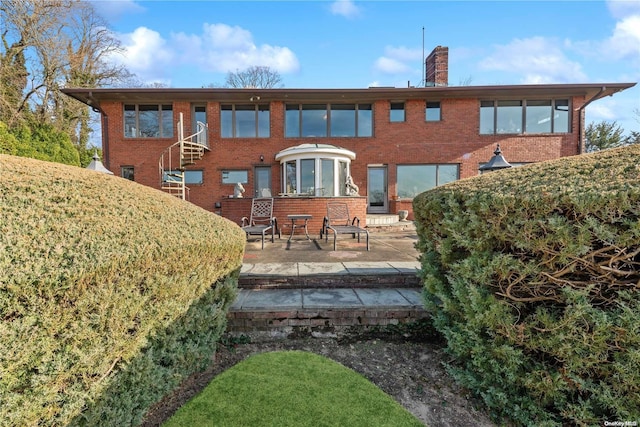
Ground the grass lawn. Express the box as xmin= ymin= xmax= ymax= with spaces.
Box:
xmin=163 ymin=350 xmax=424 ymax=427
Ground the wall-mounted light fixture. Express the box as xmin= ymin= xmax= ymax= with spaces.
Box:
xmin=249 ymin=96 xmax=261 ymax=102
xmin=260 ymin=155 xmax=264 ymax=162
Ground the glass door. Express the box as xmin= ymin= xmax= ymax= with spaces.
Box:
xmin=367 ymin=166 xmax=387 ymax=213
xmin=254 ymin=166 xmax=272 ymax=197
xmin=192 ymin=104 xmax=207 ymax=146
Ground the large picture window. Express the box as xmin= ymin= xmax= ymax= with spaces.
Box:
xmin=124 ymin=104 xmax=173 ymax=138
xmin=285 ymin=103 xmax=373 ymax=137
xmin=221 ymin=104 xmax=270 ymax=138
xmin=480 ymin=99 xmax=570 ymax=135
xmin=397 ymin=164 xmax=458 ymax=198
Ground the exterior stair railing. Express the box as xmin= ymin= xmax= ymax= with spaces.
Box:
xmin=159 ymin=113 xmax=209 ymax=200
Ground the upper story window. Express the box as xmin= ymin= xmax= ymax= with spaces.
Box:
xmin=425 ymin=101 xmax=441 ymax=121
xmin=221 ymin=104 xmax=270 ymax=138
xmin=285 ymin=103 xmax=373 ymax=138
xmin=480 ymin=99 xmax=569 ymax=135
xmin=124 ymin=104 xmax=173 ymax=138
xmin=390 ymin=102 xmax=405 ymax=122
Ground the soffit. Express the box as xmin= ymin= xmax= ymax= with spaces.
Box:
xmin=61 ymin=83 xmax=636 ymax=108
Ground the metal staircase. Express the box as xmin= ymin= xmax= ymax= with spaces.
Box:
xmin=159 ymin=113 xmax=209 ymax=200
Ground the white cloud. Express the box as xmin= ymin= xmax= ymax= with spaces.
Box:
xmin=112 ymin=27 xmax=174 ymax=83
xmin=374 ymin=45 xmax=422 ymax=74
xmin=174 ymin=23 xmax=299 ymax=74
xmin=606 ymin=0 xmax=640 ymax=19
xmin=603 ymin=15 xmax=640 ymax=61
xmin=588 ymin=100 xmax=619 ymax=122
xmin=111 ymin=23 xmax=300 ymax=84
xmin=478 ymin=37 xmax=587 ymax=84
xmin=374 ymin=57 xmax=412 ymax=74
xmin=330 ymin=0 xmax=361 ymax=18
xmin=88 ymin=0 xmax=145 ymax=20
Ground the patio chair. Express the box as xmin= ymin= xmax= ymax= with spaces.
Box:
xmin=241 ymin=198 xmax=279 ymax=249
xmin=321 ymin=202 xmax=369 ymax=251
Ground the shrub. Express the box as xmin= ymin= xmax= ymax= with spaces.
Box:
xmin=0 ymin=155 xmax=245 ymax=426
xmin=413 ymin=145 xmax=640 ymax=425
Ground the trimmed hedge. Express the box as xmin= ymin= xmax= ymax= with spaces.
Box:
xmin=0 ymin=155 xmax=245 ymax=426
xmin=413 ymin=146 xmax=640 ymax=425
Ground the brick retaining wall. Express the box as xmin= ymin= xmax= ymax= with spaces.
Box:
xmin=227 ymin=307 xmax=429 ymax=336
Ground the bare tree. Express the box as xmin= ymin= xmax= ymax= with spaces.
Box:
xmin=1 ymin=0 xmax=131 ymax=164
xmin=224 ymin=66 xmax=284 ymax=89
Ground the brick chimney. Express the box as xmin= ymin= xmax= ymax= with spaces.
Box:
xmin=425 ymin=46 xmax=448 ymax=87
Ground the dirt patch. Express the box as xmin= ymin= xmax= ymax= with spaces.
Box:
xmin=141 ymin=325 xmax=496 ymax=426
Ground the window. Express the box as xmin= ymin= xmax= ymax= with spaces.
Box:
xmin=497 ymin=100 xmax=522 ymax=134
xmin=221 ymin=170 xmax=248 ymax=184
xmin=300 ymin=159 xmax=315 ymax=195
xmin=221 ymin=104 xmax=270 ymax=138
xmin=390 ymin=102 xmax=405 ymax=122
xmin=285 ymin=103 xmax=373 ymax=137
xmin=320 ymin=159 xmax=335 ymax=196
xmin=426 ymin=101 xmax=441 ymax=121
xmin=121 ymin=166 xmax=134 ymax=181
xmin=480 ymin=99 xmax=570 ymax=134
xmin=162 ymin=170 xmax=203 ymax=185
xmin=124 ymin=104 xmax=173 ymax=138
xmin=397 ymin=164 xmax=458 ymax=198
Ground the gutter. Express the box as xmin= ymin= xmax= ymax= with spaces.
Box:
xmin=86 ymin=92 xmax=110 ymax=170
xmin=576 ymin=86 xmax=605 ymax=154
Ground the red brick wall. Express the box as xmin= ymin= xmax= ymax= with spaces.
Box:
xmin=101 ymin=95 xmax=584 ymax=221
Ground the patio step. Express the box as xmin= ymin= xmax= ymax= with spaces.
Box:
xmin=238 ymin=262 xmax=421 ymax=289
xmin=226 ymin=286 xmax=429 ymax=339
xmin=366 ymin=214 xmax=399 ymax=226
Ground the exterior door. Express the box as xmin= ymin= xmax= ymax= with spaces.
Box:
xmin=254 ymin=166 xmax=272 ymax=197
xmin=367 ymin=166 xmax=387 ymax=213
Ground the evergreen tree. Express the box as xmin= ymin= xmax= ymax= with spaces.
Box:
xmin=584 ymin=121 xmax=625 ymax=152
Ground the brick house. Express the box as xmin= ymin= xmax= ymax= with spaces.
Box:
xmin=62 ymin=46 xmax=635 ymax=234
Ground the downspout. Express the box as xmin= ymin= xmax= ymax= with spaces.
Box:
xmin=86 ymin=92 xmax=110 ymax=170
xmin=576 ymin=86 xmax=606 ymax=154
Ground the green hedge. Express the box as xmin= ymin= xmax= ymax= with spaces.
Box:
xmin=0 ymin=155 xmax=245 ymax=426
xmin=413 ymin=146 xmax=640 ymax=425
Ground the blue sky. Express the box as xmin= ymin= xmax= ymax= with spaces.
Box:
xmin=92 ymin=0 xmax=640 ymax=134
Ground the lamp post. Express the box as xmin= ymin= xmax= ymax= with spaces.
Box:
xmin=479 ymin=144 xmax=512 ymax=173
xmin=86 ymin=151 xmax=114 ymax=175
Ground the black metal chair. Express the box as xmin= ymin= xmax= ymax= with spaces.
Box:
xmin=241 ymin=198 xmax=279 ymax=249
xmin=321 ymin=202 xmax=369 ymax=251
